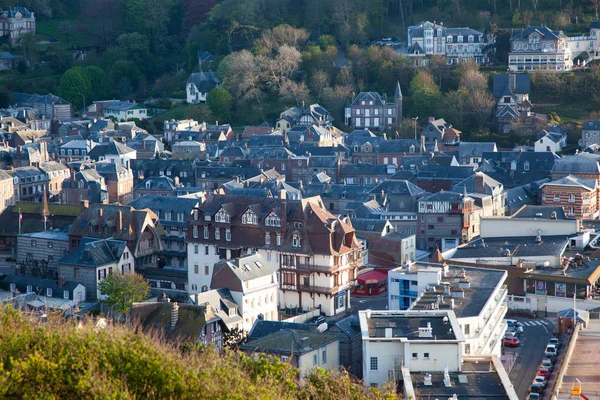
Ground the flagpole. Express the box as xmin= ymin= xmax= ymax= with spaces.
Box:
xmin=18 ymin=208 xmax=21 ymax=235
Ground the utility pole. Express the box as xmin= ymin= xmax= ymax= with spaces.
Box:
xmin=412 ymin=116 xmax=419 ymax=140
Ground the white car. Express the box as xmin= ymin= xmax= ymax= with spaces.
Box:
xmin=533 ymin=375 xmax=547 ymax=387
xmin=505 ymin=319 xmax=524 ymax=333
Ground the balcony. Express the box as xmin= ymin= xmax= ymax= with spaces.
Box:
xmin=399 ymin=289 xmax=418 ymax=297
xmin=298 ymin=283 xmax=336 ymax=295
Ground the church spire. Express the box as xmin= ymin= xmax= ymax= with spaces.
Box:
xmin=394 ymin=81 xmax=402 ymax=98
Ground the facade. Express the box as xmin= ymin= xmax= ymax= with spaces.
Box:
xmin=360 ymin=309 xmax=465 ymax=388
xmin=39 ymin=161 xmax=69 ymax=202
xmin=388 ymin=262 xmax=508 ymax=358
xmin=58 ymin=140 xmax=96 ymax=162
xmin=94 ymin=162 xmax=134 ymax=204
xmin=1 ymin=275 xmax=86 ymax=305
xmin=163 ymin=119 xmax=200 ymax=143
xmin=61 ymin=169 xmax=108 ymax=205
xmin=344 ymin=83 xmax=402 ymax=130
xmin=541 ymin=175 xmax=599 ymax=219
xmin=417 ymin=191 xmax=478 ymax=251
xmin=509 ymin=26 xmax=572 ymax=72
xmin=13 ymin=92 xmax=72 ymax=120
xmin=187 ymin=192 xmax=363 ymax=316
xmin=0 ymin=7 xmax=35 ymax=43
xmin=12 ymin=166 xmax=48 ymax=202
xmin=210 ymin=253 xmax=278 ymax=332
xmin=276 ymin=104 xmax=334 ymax=134
xmin=58 ymin=238 xmax=133 ymax=300
xmin=17 ymin=231 xmax=70 ymax=274
xmin=582 ymin=121 xmax=600 ymax=149
xmin=68 ymin=203 xmax=163 ymax=270
xmin=88 ymin=140 xmax=137 ymax=167
xmin=535 ymin=131 xmax=564 ymax=153
xmin=407 ymin=21 xmax=489 ymax=64
xmin=186 ymin=71 xmax=221 ymax=103
xmin=479 ymin=205 xmax=579 ymax=238
xmin=0 ymin=169 xmax=13 ymax=212
xmin=128 ymin=195 xmax=199 ymax=270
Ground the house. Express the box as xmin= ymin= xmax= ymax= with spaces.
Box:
xmin=0 ymin=51 xmax=21 ymax=70
xmin=189 ymin=287 xmax=244 ymax=331
xmin=88 ymin=140 xmax=137 ymax=167
xmin=541 ymin=175 xmax=599 ymax=219
xmin=61 ymin=169 xmax=108 ymax=205
xmin=241 ymin=321 xmax=341 ymax=377
xmin=0 ymin=7 xmax=35 ymax=44
xmin=551 ymin=153 xmax=600 ymax=185
xmin=535 ymin=128 xmax=567 ymax=153
xmin=407 ymin=21 xmax=489 ymax=65
xmin=133 ymin=176 xmax=178 ymax=198
xmin=12 ymin=166 xmax=48 ymax=202
xmin=197 ymin=51 xmax=215 ymax=71
xmin=131 ymin=159 xmax=197 ymax=188
xmin=1 ymin=275 xmax=85 ymax=306
xmin=417 ymin=191 xmax=479 ymax=251
xmin=186 ymin=71 xmax=221 ymax=103
xmin=187 ymin=192 xmax=363 ymax=316
xmin=100 ymin=101 xmax=148 ymax=121
xmin=209 ymin=253 xmax=278 ymax=332
xmin=94 ymin=162 xmax=134 ymax=204
xmin=344 ymin=83 xmax=402 ymax=131
xmin=420 ymin=117 xmax=451 ymax=147
xmin=68 ymin=203 xmax=163 ymax=270
xmin=334 ymin=315 xmax=363 ymax=378
xmin=582 ymin=121 xmax=600 ymax=149
xmin=13 ymin=92 xmax=72 ymax=120
xmin=451 ymin=171 xmax=506 ymax=217
xmin=39 ymin=161 xmax=70 ymax=202
xmin=458 ymin=142 xmax=497 ymax=165
xmin=163 ymin=119 xmax=200 ymax=143
xmin=0 ymin=169 xmax=13 ymax=212
xmin=360 ymin=309 xmax=465 ymax=388
xmin=131 ymin=300 xmax=227 ymax=350
xmin=492 ymin=74 xmax=535 ymax=134
xmin=58 ymin=140 xmax=96 ymax=162
xmin=58 ymin=237 xmax=133 ymax=300
xmin=413 ymin=165 xmax=475 ymax=193
xmin=16 ymin=231 xmax=70 ymax=274
xmin=128 ymin=195 xmax=200 ymax=270
xmin=126 ymin=133 xmax=165 ymax=159
xmin=276 ymin=104 xmax=333 ymax=134
xmin=509 ymin=26 xmax=572 ymax=72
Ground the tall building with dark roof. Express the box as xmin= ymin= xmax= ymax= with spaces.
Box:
xmin=344 ymin=82 xmax=402 ymax=131
xmin=0 ymin=7 xmax=35 ymax=44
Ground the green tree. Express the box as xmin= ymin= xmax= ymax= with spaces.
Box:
xmin=83 ymin=66 xmax=109 ymax=101
xmin=59 ymin=67 xmax=90 ymax=109
xmin=0 ymin=85 xmax=12 ymax=108
xmin=98 ymin=272 xmax=150 ymax=316
xmin=206 ymin=87 xmax=233 ymax=121
xmin=110 ymin=60 xmax=140 ymax=95
xmin=409 ymin=70 xmax=440 ymax=117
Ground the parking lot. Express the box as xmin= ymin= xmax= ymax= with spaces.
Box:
xmin=505 ymin=318 xmax=555 ymax=399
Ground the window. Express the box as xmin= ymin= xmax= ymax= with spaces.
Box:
xmin=524 ymin=161 xmax=530 ymax=171
xmin=370 ymin=357 xmax=378 ymax=371
xmin=63 ymin=290 xmax=69 ymax=300
xmin=226 ymin=229 xmax=231 ymax=241
xmin=194 ymin=264 xmax=199 ymax=274
xmin=464 ymin=324 xmax=470 ymax=335
xmin=48 ymin=255 xmax=53 ymax=263
xmin=194 ymin=245 xmax=199 ymax=254
xmin=26 ymin=285 xmax=32 ymax=293
xmin=205 ymin=265 xmax=209 ymax=275
xmin=9 ymin=283 xmax=15 ymax=292
xmin=322 ymin=349 xmax=327 ymax=363
xmin=193 ymin=226 xmax=199 ymax=238
xmin=47 ymin=242 xmax=53 ymax=248
xmin=215 ymin=228 xmax=220 ymax=240
xmin=292 ymin=234 xmax=301 ymax=248
xmin=276 ymin=233 xmax=281 ymax=246
xmin=265 ymin=232 xmax=271 ymax=245
xmin=553 ymin=194 xmax=560 ymax=202
xmin=203 ymin=226 xmax=209 ymax=239
xmin=46 ymin=288 xmax=52 ymax=297
xmin=31 ymin=240 xmax=36 ymax=247
xmin=215 ymin=208 xmax=230 ymax=223
xmin=568 ymin=193 xmax=575 ymax=203
xmin=281 ymin=356 xmax=288 ymax=362
xmin=412 ymin=352 xmax=418 ymax=359
xmin=465 ymin=343 xmax=471 ymax=354
xmin=313 ymin=354 xmax=318 ymax=366
xmin=424 ymin=353 xmax=430 ymax=359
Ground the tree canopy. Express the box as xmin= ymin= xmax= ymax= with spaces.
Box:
xmin=98 ymin=273 xmax=150 ymax=316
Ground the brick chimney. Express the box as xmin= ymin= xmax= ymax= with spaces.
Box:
xmin=117 ymin=210 xmax=123 ymax=232
xmin=280 ymin=189 xmax=287 ymax=229
xmin=170 ymin=302 xmax=179 ymax=328
xmin=81 ymin=200 xmax=89 ymax=211
xmin=203 ymin=301 xmax=214 ymax=320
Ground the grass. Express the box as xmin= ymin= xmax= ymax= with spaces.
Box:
xmin=151 ymin=103 xmax=191 ymax=122
xmin=35 ymin=18 xmax=94 ymax=49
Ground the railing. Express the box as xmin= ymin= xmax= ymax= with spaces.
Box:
xmin=399 ymin=290 xmax=419 ymax=297
xmin=298 ymin=283 xmax=336 ymax=295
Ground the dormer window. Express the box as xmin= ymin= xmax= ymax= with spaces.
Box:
xmin=292 ymin=233 xmax=301 ymax=248
xmin=242 ymin=210 xmax=258 ymax=225
xmin=9 ymin=283 xmax=15 ymax=292
xmin=46 ymin=288 xmax=52 ymax=297
xmin=203 ymin=226 xmax=209 ymax=239
xmin=225 ymin=228 xmax=231 ymax=241
xmin=457 ymin=35 xmax=463 ymax=43
xmin=468 ymin=35 xmax=474 ymax=43
xmin=447 ymin=36 xmax=452 ymax=43
xmin=215 ymin=208 xmax=230 ymax=223
xmin=266 ymin=213 xmax=281 ymax=227
xmin=437 ymin=28 xmax=442 ymax=36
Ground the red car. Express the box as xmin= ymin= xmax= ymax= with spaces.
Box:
xmin=503 ymin=337 xmax=520 ymax=347
xmin=537 ymin=367 xmax=551 ymax=379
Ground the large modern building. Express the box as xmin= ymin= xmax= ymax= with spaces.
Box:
xmin=508 ymin=26 xmax=572 ymax=72
xmin=407 ymin=21 xmax=489 ymax=65
xmin=187 ymin=192 xmax=363 ymax=316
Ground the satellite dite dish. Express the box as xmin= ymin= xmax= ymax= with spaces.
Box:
xmin=317 ymin=322 xmax=328 ymax=332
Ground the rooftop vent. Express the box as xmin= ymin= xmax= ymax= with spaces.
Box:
xmin=424 ymin=373 xmax=432 ymax=386
xmin=418 ymin=322 xmax=433 ymax=338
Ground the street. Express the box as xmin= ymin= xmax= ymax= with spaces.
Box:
xmin=351 ymin=291 xmax=388 ymax=311
xmin=506 ymin=317 xmax=554 ymax=399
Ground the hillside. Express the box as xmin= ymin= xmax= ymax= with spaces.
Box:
xmin=0 ymin=307 xmax=392 ymax=399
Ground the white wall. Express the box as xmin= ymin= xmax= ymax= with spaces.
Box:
xmin=480 ymin=218 xmax=579 ymax=238
xmin=298 ymin=340 xmax=340 ymax=377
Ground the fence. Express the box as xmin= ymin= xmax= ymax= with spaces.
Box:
xmin=281 ymin=308 xmax=320 ymax=323
xmin=550 ymin=323 xmax=580 ymax=398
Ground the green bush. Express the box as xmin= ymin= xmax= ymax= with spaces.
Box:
xmin=0 ymin=307 xmax=391 ymax=399
xmin=171 ymin=90 xmax=186 ymax=99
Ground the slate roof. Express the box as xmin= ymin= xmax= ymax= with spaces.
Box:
xmin=13 ymin=92 xmax=70 ymax=106
xmin=334 ymin=314 xmax=362 ymax=339
xmin=416 ymin=165 xmax=475 ymax=180
xmin=512 ymin=205 xmax=567 ymax=220
xmin=242 ymin=328 xmax=340 ymax=356
xmin=134 ymin=176 xmax=177 ymax=191
xmin=370 ymin=179 xmax=424 ymax=196
xmin=452 ymin=236 xmax=568 ymax=260
xmin=451 ymin=172 xmax=503 ymax=195
xmin=340 ymin=163 xmax=389 ymax=176
xmin=420 ymin=190 xmax=467 ymax=203
xmin=94 ymin=161 xmax=131 ymax=181
xmin=247 ymin=320 xmax=311 ymax=340
xmin=492 ymin=74 xmax=531 ymax=97
xmin=583 ymin=121 xmax=600 ymax=131
xmin=481 ymin=151 xmax=559 ymax=172
xmin=104 ymin=101 xmax=145 ymax=112
xmin=552 ymin=153 xmax=600 ymax=174
xmin=350 ymin=218 xmax=389 ymax=233
xmin=511 ymin=26 xmax=566 ymax=41
xmin=1 ymin=275 xmax=81 ymax=299
xmin=350 ymin=92 xmax=389 ymax=106
xmin=542 ymin=175 xmax=598 ymax=191
xmin=378 ymin=139 xmax=419 ymax=153
xmin=213 ymin=253 xmax=276 ymax=283
xmin=59 ymin=238 xmax=127 ymax=267
xmin=2 ymin=6 xmax=33 ymax=18
xmin=459 ymin=142 xmax=497 ymax=159
xmin=187 ymin=72 xmax=221 ymax=94
xmin=128 ymin=195 xmax=198 ymax=215
xmin=190 ymin=287 xmax=243 ymax=328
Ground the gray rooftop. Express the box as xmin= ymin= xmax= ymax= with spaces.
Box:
xmin=452 ymin=236 xmax=568 ymax=260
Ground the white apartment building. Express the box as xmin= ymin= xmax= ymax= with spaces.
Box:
xmin=388 ymin=262 xmax=508 ymax=358
xmin=210 ymin=253 xmax=278 ymax=332
xmin=359 ymin=309 xmax=465 ymax=388
xmin=187 ymin=193 xmax=363 ymax=316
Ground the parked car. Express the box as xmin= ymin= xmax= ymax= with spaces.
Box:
xmin=309 ymin=315 xmax=326 ymax=325
xmin=548 ymin=337 xmax=561 ymax=349
xmin=545 ymin=344 xmax=558 ymax=358
xmin=527 ymin=393 xmax=540 ymax=400
xmin=503 ymin=337 xmax=520 ymax=347
xmin=537 ymin=367 xmax=551 ymax=379
xmin=506 ymin=319 xmax=524 ymax=333
xmin=530 ymin=382 xmax=545 ymax=394
xmin=505 ymin=330 xmax=519 ymax=338
xmin=541 ymin=358 xmax=554 ymax=370
xmin=533 ymin=375 xmax=547 ymax=387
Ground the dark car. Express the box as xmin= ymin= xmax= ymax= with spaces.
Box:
xmin=503 ymin=337 xmax=520 ymax=347
xmin=309 ymin=315 xmax=326 ymax=325
xmin=530 ymin=382 xmax=545 ymax=394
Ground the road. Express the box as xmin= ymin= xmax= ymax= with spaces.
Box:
xmin=350 ymin=291 xmax=388 ymax=311
xmin=506 ymin=318 xmax=554 ymax=399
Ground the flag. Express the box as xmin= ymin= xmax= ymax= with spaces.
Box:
xmin=19 ymin=210 xmax=22 ymax=222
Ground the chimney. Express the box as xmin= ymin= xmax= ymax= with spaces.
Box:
xmin=300 ymin=336 xmax=310 ymax=349
xmin=58 ymin=275 xmax=64 ymax=288
xmin=117 ymin=210 xmax=123 ymax=232
xmin=510 ymin=74 xmax=517 ymax=92
xmin=81 ymin=200 xmax=89 ymax=211
xmin=171 ymin=302 xmax=179 ymax=328
xmin=420 ymin=135 xmax=426 ymax=155
xmin=174 ymin=176 xmax=180 ymax=186
xmin=204 ymin=301 xmax=214 ymax=320
xmin=385 ymin=327 xmax=393 ymax=338
xmin=70 ymin=169 xmax=75 ymax=188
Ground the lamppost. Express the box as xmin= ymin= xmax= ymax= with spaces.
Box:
xmin=77 ymin=92 xmax=86 ymax=112
xmin=545 ymin=290 xmax=548 ymax=317
xmin=412 ymin=116 xmax=419 ymax=140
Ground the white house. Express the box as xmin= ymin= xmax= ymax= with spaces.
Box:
xmin=102 ymin=101 xmax=148 ymax=121
xmin=535 ymin=129 xmax=566 ymax=153
xmin=360 ymin=309 xmax=465 ymax=388
xmin=388 ymin=262 xmax=508 ymax=358
xmin=209 ymin=253 xmax=278 ymax=332
xmin=186 ymin=72 xmax=221 ymax=104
